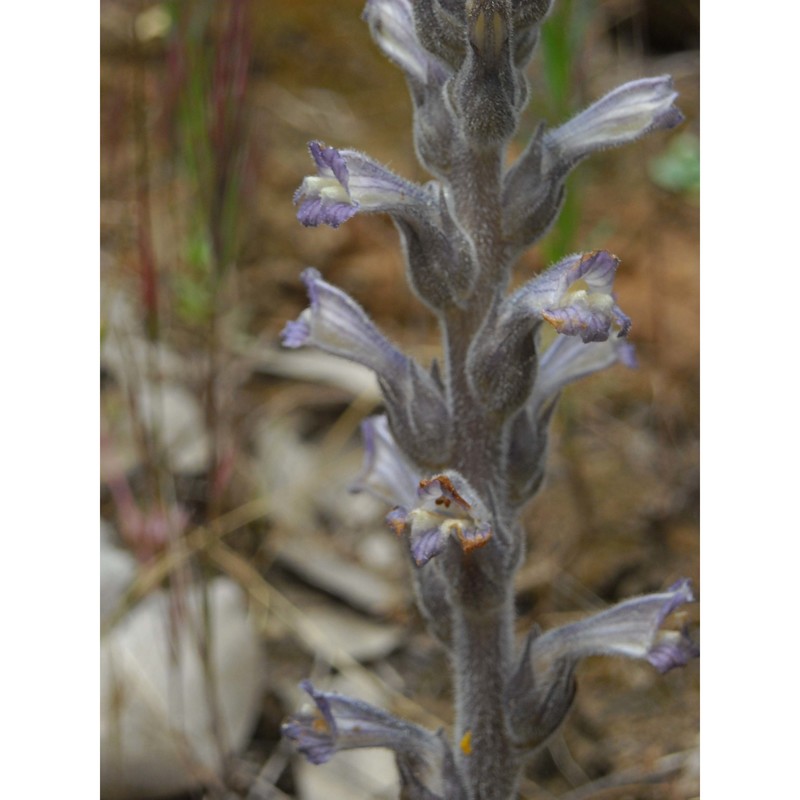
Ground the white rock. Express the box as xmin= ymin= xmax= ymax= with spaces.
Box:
xmin=295 ymin=749 xmax=399 ymax=800
xmin=100 ymin=574 xmax=265 ymax=798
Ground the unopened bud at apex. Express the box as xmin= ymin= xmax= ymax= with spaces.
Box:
xmin=452 ymin=0 xmax=519 ymax=147
xmin=412 ymin=0 xmax=468 ymax=71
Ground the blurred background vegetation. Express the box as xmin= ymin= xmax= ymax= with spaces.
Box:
xmin=100 ymin=1 xmax=699 ymax=798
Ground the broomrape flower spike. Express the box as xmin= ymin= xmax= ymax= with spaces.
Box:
xmin=281 ymin=3 xmax=697 ymax=798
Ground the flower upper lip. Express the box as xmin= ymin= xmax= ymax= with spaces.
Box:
xmin=294 ymin=141 xmax=433 ymax=229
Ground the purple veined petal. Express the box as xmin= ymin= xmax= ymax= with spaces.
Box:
xmin=646 ymin=627 xmax=699 ymax=674
xmin=541 ymin=300 xmax=620 ymax=343
xmin=279 ymin=317 xmax=311 ymax=349
xmin=530 ymin=334 xmax=637 ymax=414
xmin=295 ymin=142 xmax=433 ymax=229
xmin=296 ymin=195 xmax=359 ymax=228
xmin=364 ymin=0 xmax=450 ymax=86
xmin=386 ymin=505 xmax=450 ymax=567
xmin=282 ymin=680 xmax=454 ymax=791
xmin=281 ymin=680 xmax=338 ymax=765
xmin=280 ymin=268 xmax=409 ymax=379
xmin=408 ymin=519 xmax=451 ymax=567
xmin=352 ymin=414 xmax=420 ymax=508
xmin=504 ymin=251 xmax=631 ymax=343
xmin=294 ymin=142 xmax=357 ymax=228
xmin=529 ymin=579 xmax=698 ymax=673
xmin=545 ymin=76 xmax=684 ymax=166
xmin=309 ymin=140 xmax=351 ymax=191
xmin=532 ymin=249 xmax=618 ymax=301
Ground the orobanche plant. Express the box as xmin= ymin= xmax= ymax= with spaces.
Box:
xmin=279 ymin=1 xmax=698 ymax=798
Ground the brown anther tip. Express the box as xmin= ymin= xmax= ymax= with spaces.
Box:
xmin=457 ymin=527 xmax=493 ymax=554
xmin=387 ymin=516 xmax=408 ymax=537
xmin=580 ymin=249 xmax=619 ymax=266
xmin=430 ymin=474 xmax=472 ymax=510
xmin=542 ymin=310 xmax=564 ymax=330
xmin=311 ymin=716 xmax=331 ymax=734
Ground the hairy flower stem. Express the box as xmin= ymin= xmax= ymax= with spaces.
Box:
xmin=441 ymin=145 xmax=507 ymax=464
xmin=441 ymin=136 xmax=524 ymax=798
xmin=452 ymin=577 xmax=519 ymax=800
xmin=442 ymin=321 xmax=498 ymax=470
xmin=451 ymin=148 xmax=508 ymax=301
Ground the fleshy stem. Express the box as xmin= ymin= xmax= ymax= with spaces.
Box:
xmin=440 ymin=139 xmax=521 ymax=795
xmin=451 ymin=569 xmax=519 ymax=799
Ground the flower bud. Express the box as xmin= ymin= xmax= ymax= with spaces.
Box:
xmin=413 ymin=0 xmax=468 ymax=71
xmin=546 ymin=76 xmax=684 ymax=167
xmin=452 ymin=0 xmax=519 ymax=147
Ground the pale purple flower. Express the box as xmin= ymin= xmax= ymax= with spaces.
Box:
xmin=466 ymin=250 xmax=632 ymax=420
xmin=352 ymin=414 xmax=420 ymax=508
xmin=506 ymin=580 xmax=698 ymax=747
xmin=504 ymin=250 xmax=631 ymax=343
xmin=363 ymin=0 xmax=450 ymax=87
xmin=503 ymin=77 xmax=682 ymax=249
xmin=281 ymin=268 xmax=451 ymax=468
xmin=387 ymin=472 xmax=493 ymax=566
xmin=281 ymin=680 xmax=427 ymax=763
xmin=529 ymin=579 xmax=698 ymax=674
xmin=281 ymin=267 xmax=408 ymax=377
xmin=294 ymin=142 xmax=433 ymax=228
xmin=529 ymin=332 xmax=637 ymax=413
xmin=545 ymin=76 xmax=684 ymax=167
xmin=282 ymin=681 xmax=463 ymax=798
